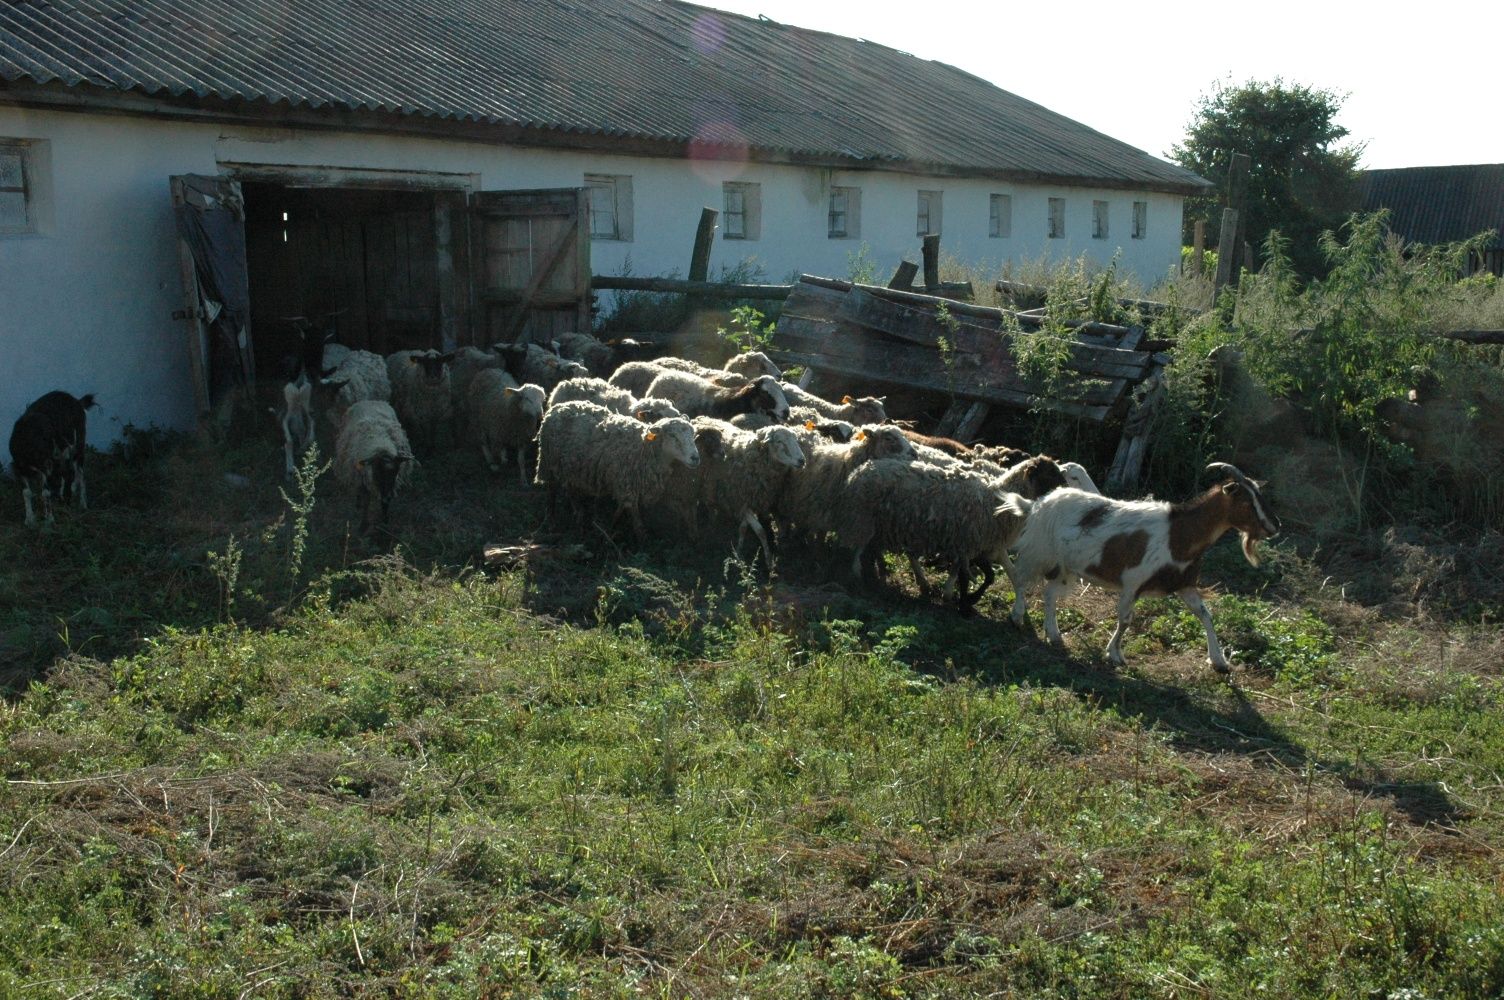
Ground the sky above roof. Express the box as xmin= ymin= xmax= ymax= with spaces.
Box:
xmin=707 ymin=0 xmax=1499 ymax=172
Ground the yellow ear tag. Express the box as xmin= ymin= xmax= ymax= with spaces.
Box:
xmin=804 ymin=420 xmax=816 ymax=430
xmin=842 ymin=395 xmax=853 ymax=404
xmin=646 ymin=431 xmax=658 ymax=442
xmin=855 ymin=430 xmax=867 ymax=441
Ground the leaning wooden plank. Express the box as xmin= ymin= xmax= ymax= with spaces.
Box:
xmin=501 ymin=219 xmax=579 ymax=342
xmin=590 ymin=276 xmax=793 ymax=299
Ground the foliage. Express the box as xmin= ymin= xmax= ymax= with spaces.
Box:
xmin=846 ymin=242 xmax=879 ymax=284
xmin=1172 ymin=77 xmax=1365 ymax=278
xmin=716 ymin=304 xmax=777 ymax=355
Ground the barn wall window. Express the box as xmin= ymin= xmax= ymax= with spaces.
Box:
xmin=829 ymin=185 xmax=861 ymax=239
xmin=916 ymin=189 xmax=943 ymax=236
xmin=585 ymin=174 xmax=633 ymax=241
xmin=1047 ymin=197 xmax=1065 ymax=239
xmin=723 ymin=181 xmax=761 ymax=241
xmin=1092 ymin=200 xmax=1109 ymax=240
xmin=0 ymin=138 xmax=51 ymax=236
xmin=1132 ymin=200 xmax=1147 ymax=239
xmin=989 ymin=193 xmax=1012 ymax=238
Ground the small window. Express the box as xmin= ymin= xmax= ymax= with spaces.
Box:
xmin=1048 ymin=197 xmax=1065 ymax=239
xmin=0 ymin=139 xmax=46 ymax=235
xmin=1132 ymin=200 xmax=1147 ymax=240
xmin=1092 ymin=200 xmax=1109 ymax=240
xmin=585 ymin=174 xmax=633 ymax=241
xmin=723 ymin=181 xmax=761 ymax=241
xmin=917 ymin=189 xmax=943 ymax=236
xmin=829 ymin=185 xmax=861 ymax=239
xmin=989 ymin=193 xmax=1012 ymax=238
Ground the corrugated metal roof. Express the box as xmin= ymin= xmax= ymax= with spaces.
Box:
xmin=0 ymin=0 xmax=1210 ymax=193
xmin=1361 ymin=164 xmax=1504 ymax=244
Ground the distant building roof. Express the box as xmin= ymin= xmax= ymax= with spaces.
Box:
xmin=1361 ymin=164 xmax=1504 ymax=245
xmin=0 ymin=0 xmax=1210 ymax=195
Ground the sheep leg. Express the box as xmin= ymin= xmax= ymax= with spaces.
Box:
xmin=74 ymin=460 xmax=87 ymax=511
xmin=481 ymin=441 xmax=499 ymax=472
xmin=1179 ymin=588 xmax=1231 ymax=673
xmin=21 ymin=478 xmax=38 ymax=528
xmin=965 ymin=558 xmax=996 ymax=605
xmin=1042 ymin=579 xmax=1065 ymax=647
xmin=740 ymin=511 xmax=775 ymax=570
xmin=1105 ymin=590 xmax=1137 ymax=667
xmin=516 ymin=448 xmax=529 ymax=488
xmin=909 ymin=555 xmax=932 ymax=596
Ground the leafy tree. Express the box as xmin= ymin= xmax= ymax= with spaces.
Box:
xmin=1172 ymin=78 xmax=1364 ymax=278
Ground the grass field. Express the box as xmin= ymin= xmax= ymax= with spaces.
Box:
xmin=2 ymin=425 xmax=1502 ymax=997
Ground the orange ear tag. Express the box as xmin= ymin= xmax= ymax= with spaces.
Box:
xmin=646 ymin=431 xmax=658 ymax=442
xmin=842 ymin=395 xmax=853 ymax=404
xmin=804 ymin=420 xmax=816 ymax=430
xmin=854 ymin=430 xmax=867 ymax=441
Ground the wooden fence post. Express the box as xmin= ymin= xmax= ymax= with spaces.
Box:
xmin=687 ymin=207 xmax=718 ymax=318
xmin=922 ymin=234 xmax=941 ymax=291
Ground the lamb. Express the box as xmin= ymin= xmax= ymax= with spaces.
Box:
xmin=334 ymin=399 xmax=414 ymax=533
xmin=386 ymin=349 xmax=457 ymax=454
xmin=465 ymin=369 xmax=546 ymax=486
xmin=320 ymin=348 xmax=391 ymax=428
xmin=515 ymin=343 xmax=590 ymax=392
xmin=534 ymin=401 xmax=700 ymax=540
xmin=641 ymin=370 xmax=790 ymax=423
xmin=692 ymin=422 xmax=807 ymax=568
xmin=9 ymin=390 xmax=96 ymax=527
xmin=657 ymin=416 xmax=731 ymax=536
xmin=1007 ymin=463 xmax=1281 ymax=672
xmin=273 ymin=375 xmax=316 ymax=480
xmin=780 ymin=383 xmax=888 ymax=425
xmin=839 ymin=459 xmax=1030 ymax=606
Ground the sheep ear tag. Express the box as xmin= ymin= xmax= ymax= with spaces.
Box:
xmin=854 ymin=430 xmax=867 ymax=441
xmin=645 ymin=430 xmax=658 ymax=442
xmin=804 ymin=420 xmax=816 ymax=430
xmin=504 ymin=387 xmax=517 ymax=396
xmin=842 ymin=395 xmax=853 ymax=404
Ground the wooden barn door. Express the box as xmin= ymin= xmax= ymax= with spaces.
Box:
xmin=171 ymin=174 xmax=254 ymax=425
xmin=471 ymin=188 xmax=591 ymax=346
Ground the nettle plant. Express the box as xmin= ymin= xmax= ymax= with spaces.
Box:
xmin=716 ymin=305 xmax=777 ymax=354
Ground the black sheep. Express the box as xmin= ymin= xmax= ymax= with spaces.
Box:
xmin=9 ymin=390 xmax=97 ymax=527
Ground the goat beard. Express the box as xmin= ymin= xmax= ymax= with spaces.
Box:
xmin=1239 ymin=531 xmax=1261 ymax=566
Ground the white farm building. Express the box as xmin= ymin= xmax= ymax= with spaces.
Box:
xmin=0 ymin=0 xmax=1211 ymax=443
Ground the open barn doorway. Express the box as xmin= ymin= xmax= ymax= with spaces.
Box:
xmin=240 ymin=179 xmax=470 ymax=380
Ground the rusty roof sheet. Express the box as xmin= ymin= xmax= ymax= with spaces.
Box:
xmin=0 ymin=0 xmax=1210 ymax=193
xmin=1361 ymin=164 xmax=1504 ymax=245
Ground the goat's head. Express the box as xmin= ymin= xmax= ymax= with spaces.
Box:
xmin=1206 ymin=462 xmax=1280 ymax=564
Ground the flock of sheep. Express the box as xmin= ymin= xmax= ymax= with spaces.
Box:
xmin=7 ymin=327 xmax=1281 ymax=674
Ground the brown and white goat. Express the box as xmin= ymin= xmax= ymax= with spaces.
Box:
xmin=1007 ymin=464 xmax=1280 ymax=672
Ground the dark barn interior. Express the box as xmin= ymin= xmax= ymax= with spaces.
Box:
xmin=243 ymin=182 xmax=444 ymax=378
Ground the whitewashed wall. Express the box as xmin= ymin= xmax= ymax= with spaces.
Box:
xmin=1 ymin=106 xmax=1187 ymax=444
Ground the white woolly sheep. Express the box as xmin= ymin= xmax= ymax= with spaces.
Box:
xmin=320 ymin=349 xmax=391 ymax=428
xmin=773 ymin=424 xmax=916 ymax=546
xmin=780 ymin=382 xmax=887 ymax=425
xmin=387 ymin=349 xmax=457 ymax=454
xmin=641 ymin=370 xmax=790 ymax=423
xmin=534 ymin=401 xmax=700 ymax=540
xmin=839 ymin=459 xmax=1030 ymax=607
xmin=691 ymin=422 xmax=807 ymax=568
xmin=465 ymin=369 xmax=546 ymax=486
xmin=516 ymin=343 xmax=590 ymax=392
xmin=1007 ymin=464 xmax=1281 ymax=672
xmin=335 ymin=399 xmax=414 ymax=533
xmin=449 ymin=346 xmax=510 ymax=409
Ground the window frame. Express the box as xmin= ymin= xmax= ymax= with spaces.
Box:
xmin=1092 ymin=200 xmax=1109 ymax=240
xmin=1047 ymin=197 xmax=1066 ymax=239
xmin=722 ymin=181 xmax=761 ymax=241
xmin=828 ymin=185 xmax=860 ymax=239
xmin=0 ymin=140 xmax=37 ymax=235
xmin=1132 ymin=200 xmax=1147 ymax=240
xmin=584 ymin=173 xmax=633 ymax=242
xmin=916 ymin=189 xmax=943 ymax=237
xmin=989 ymin=193 xmax=1012 ymax=238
